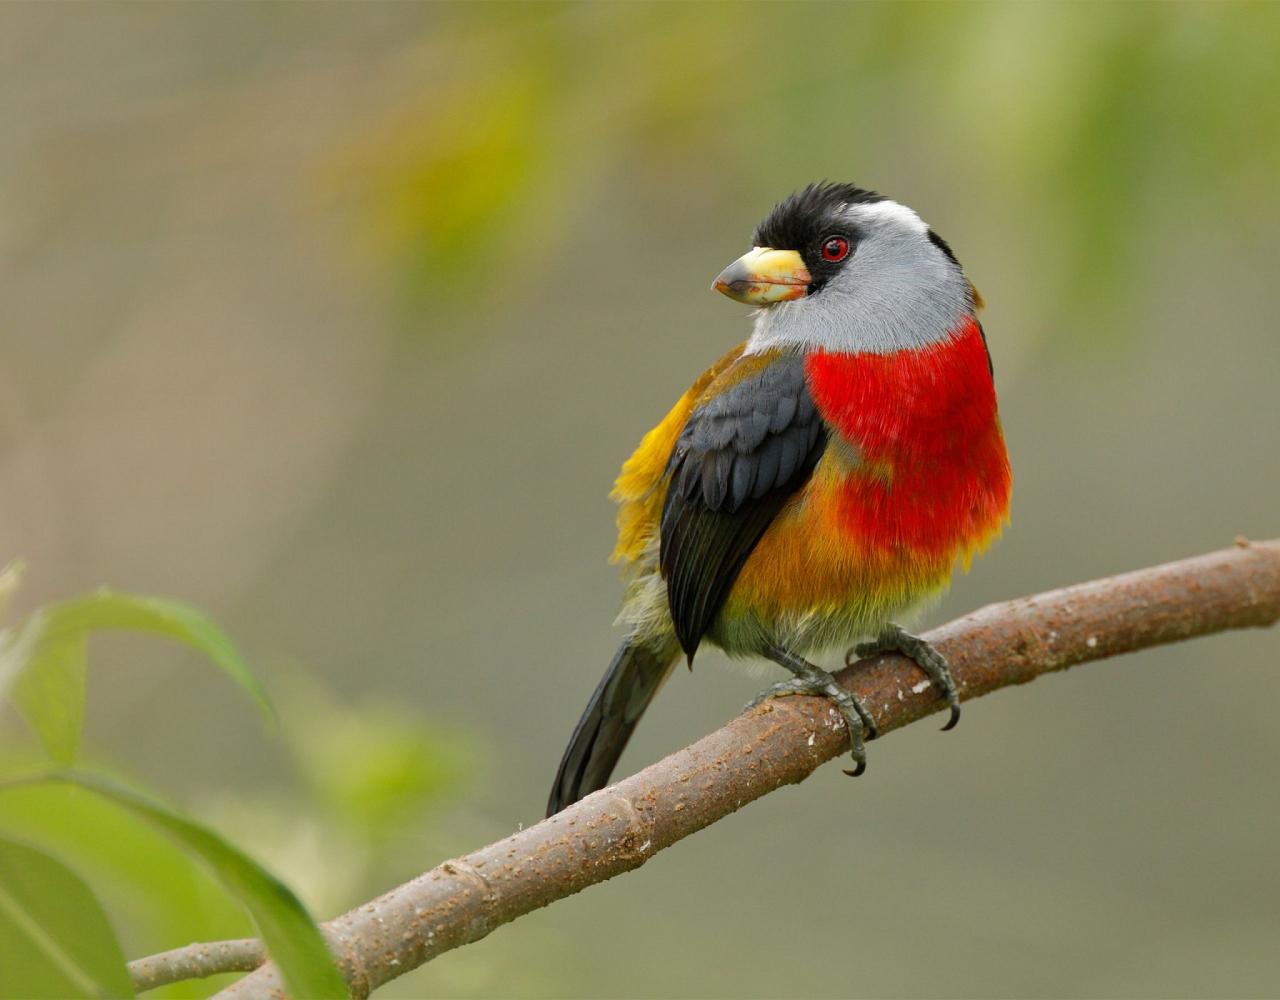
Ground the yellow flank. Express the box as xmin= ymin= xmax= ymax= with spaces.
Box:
xmin=610 ymin=342 xmax=748 ymax=566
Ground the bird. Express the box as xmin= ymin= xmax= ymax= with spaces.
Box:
xmin=546 ymin=182 xmax=1011 ymax=816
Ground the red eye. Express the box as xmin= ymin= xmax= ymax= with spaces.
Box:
xmin=821 ymin=236 xmax=849 ymax=262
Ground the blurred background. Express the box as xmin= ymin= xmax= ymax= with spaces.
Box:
xmin=2 ymin=3 xmax=1279 ymax=997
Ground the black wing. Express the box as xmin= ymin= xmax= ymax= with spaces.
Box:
xmin=659 ymin=352 xmax=828 ymax=659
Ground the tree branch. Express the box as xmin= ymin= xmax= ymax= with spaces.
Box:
xmin=132 ymin=539 xmax=1280 ymax=998
xmin=128 ymin=938 xmax=265 ymax=992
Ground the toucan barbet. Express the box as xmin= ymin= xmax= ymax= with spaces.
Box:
xmin=548 ymin=183 xmax=1011 ymax=815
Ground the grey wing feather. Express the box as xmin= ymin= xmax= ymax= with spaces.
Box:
xmin=659 ymin=352 xmax=829 ymax=658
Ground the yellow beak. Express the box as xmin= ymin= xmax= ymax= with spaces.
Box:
xmin=712 ymin=247 xmax=812 ymax=304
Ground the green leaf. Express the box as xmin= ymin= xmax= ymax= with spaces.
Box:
xmin=0 ymin=560 xmax=24 ymax=621
xmin=4 ymin=619 xmax=86 ymax=766
xmin=0 ymin=590 xmax=273 ymax=764
xmin=0 ymin=765 xmax=252 ymax=999
xmin=0 ymin=834 xmax=134 ymax=999
xmin=2 ymin=773 xmax=348 ymax=1000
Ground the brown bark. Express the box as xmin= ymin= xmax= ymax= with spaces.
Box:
xmin=128 ymin=938 xmax=264 ymax=992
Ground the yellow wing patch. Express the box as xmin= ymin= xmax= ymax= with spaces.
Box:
xmin=610 ymin=342 xmax=747 ymax=567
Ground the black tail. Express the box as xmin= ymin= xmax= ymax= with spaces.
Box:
xmin=546 ymin=635 xmax=679 ymax=816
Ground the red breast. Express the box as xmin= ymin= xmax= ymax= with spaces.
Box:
xmin=804 ymin=316 xmax=1012 ymax=561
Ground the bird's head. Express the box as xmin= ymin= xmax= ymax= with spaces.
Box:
xmin=714 ymin=182 xmax=979 ymax=355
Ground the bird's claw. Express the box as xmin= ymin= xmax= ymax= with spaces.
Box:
xmin=747 ymin=673 xmax=872 ymax=775
xmin=744 ymin=676 xmax=811 ymax=710
xmin=850 ymin=624 xmax=962 ymax=732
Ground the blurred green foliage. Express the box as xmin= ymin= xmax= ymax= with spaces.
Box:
xmin=281 ymin=671 xmax=475 ymax=844
xmin=335 ymin=2 xmax=1280 ymax=348
xmin=0 ymin=569 xmax=483 ymax=998
xmin=0 ymin=834 xmax=133 ymax=999
xmin=0 ymin=769 xmax=252 ymax=1000
xmin=0 ymin=770 xmax=346 ymax=1000
xmin=0 ymin=571 xmax=342 ymax=998
xmin=44 ymin=773 xmax=344 ymax=1000
xmin=0 ymin=575 xmax=273 ymax=765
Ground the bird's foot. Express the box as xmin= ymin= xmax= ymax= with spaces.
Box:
xmin=747 ymin=662 xmax=875 ymax=776
xmin=851 ymin=623 xmax=961 ymax=731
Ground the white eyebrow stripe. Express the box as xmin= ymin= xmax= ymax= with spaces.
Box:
xmin=846 ymin=199 xmax=929 ymax=233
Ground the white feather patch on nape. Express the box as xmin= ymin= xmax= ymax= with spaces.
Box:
xmin=846 ymin=198 xmax=929 ymax=234
xmin=743 ymin=200 xmax=971 ymax=357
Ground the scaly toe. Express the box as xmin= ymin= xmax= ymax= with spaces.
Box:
xmin=745 ymin=678 xmax=810 ymax=711
xmin=756 ymin=647 xmax=877 ymax=778
xmin=849 ymin=640 xmax=886 ymax=664
xmin=824 ymin=689 xmax=871 ymax=775
xmin=856 ymin=626 xmax=963 ymax=733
